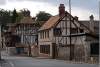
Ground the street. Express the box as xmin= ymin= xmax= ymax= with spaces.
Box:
xmin=0 ymin=51 xmax=99 ymax=67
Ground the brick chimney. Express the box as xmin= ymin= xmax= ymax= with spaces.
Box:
xmin=59 ymin=4 xmax=65 ymax=16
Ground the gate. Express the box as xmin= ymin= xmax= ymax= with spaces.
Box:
xmin=55 ymin=43 xmax=86 ymax=63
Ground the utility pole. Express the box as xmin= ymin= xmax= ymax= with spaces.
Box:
xmin=0 ymin=25 xmax=2 ymax=60
xmin=69 ymin=0 xmax=72 ymax=60
xmin=99 ymin=0 xmax=100 ymax=64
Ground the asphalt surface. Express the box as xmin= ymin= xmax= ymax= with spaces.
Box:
xmin=0 ymin=51 xmax=99 ymax=67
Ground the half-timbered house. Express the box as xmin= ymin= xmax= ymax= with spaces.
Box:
xmin=38 ymin=4 xmax=99 ymax=63
xmin=3 ymin=16 xmax=39 ymax=56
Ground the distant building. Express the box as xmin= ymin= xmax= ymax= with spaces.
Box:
xmin=14 ymin=17 xmax=38 ymax=46
xmin=3 ymin=16 xmax=39 ymax=55
xmin=38 ymin=4 xmax=99 ymax=63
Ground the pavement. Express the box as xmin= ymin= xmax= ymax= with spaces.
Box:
xmin=0 ymin=51 xmax=99 ymax=67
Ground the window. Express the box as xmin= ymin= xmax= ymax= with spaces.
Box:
xmin=54 ymin=28 xmax=62 ymax=36
xmin=79 ymin=29 xmax=84 ymax=33
xmin=47 ymin=30 xmax=49 ymax=38
xmin=40 ymin=32 xmax=42 ymax=39
xmin=90 ymin=43 xmax=99 ymax=55
xmin=40 ymin=31 xmax=49 ymax=39
xmin=40 ymin=31 xmax=44 ymax=39
xmin=45 ymin=31 xmax=46 ymax=38
xmin=71 ymin=28 xmax=78 ymax=34
xmin=43 ymin=31 xmax=44 ymax=38
xmin=40 ymin=45 xmax=50 ymax=54
xmin=45 ymin=30 xmax=49 ymax=38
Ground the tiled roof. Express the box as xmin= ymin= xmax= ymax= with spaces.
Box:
xmin=79 ymin=21 xmax=90 ymax=28
xmin=20 ymin=17 xmax=35 ymax=24
xmin=39 ymin=11 xmax=74 ymax=31
xmin=39 ymin=15 xmax=60 ymax=30
xmin=79 ymin=20 xmax=99 ymax=28
xmin=39 ymin=11 xmax=99 ymax=37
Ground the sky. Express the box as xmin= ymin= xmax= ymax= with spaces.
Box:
xmin=0 ymin=0 xmax=99 ymax=20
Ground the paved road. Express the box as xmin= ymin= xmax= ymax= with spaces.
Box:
xmin=0 ymin=51 xmax=99 ymax=67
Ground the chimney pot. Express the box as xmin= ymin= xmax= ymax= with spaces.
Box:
xmin=89 ymin=15 xmax=94 ymax=20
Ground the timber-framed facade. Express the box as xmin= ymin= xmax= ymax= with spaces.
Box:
xmin=38 ymin=4 xmax=99 ymax=63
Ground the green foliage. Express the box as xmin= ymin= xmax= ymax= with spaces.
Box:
xmin=0 ymin=9 xmax=12 ymax=25
xmin=0 ymin=9 xmax=12 ymax=32
xmin=15 ymin=9 xmax=31 ymax=22
xmin=0 ymin=8 xmax=31 ymax=24
xmin=11 ymin=9 xmax=18 ymax=23
xmin=36 ymin=11 xmax=52 ymax=21
xmin=20 ymin=8 xmax=30 ymax=17
xmin=16 ymin=12 xmax=23 ymax=22
xmin=0 ymin=8 xmax=32 ymax=31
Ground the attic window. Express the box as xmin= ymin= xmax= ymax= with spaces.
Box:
xmin=54 ymin=28 xmax=62 ymax=36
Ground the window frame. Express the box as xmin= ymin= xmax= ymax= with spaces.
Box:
xmin=40 ymin=45 xmax=50 ymax=54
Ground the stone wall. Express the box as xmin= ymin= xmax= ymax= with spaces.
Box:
xmin=7 ymin=47 xmax=16 ymax=55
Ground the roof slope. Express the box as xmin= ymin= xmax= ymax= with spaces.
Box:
xmin=39 ymin=15 xmax=60 ymax=30
xmin=79 ymin=21 xmax=90 ymax=28
xmin=20 ymin=17 xmax=35 ymax=24
xmin=79 ymin=20 xmax=99 ymax=28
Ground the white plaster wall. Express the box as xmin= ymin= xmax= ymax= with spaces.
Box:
xmin=38 ymin=41 xmax=52 ymax=57
xmin=38 ymin=29 xmax=53 ymax=57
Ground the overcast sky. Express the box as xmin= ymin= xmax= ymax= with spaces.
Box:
xmin=0 ymin=0 xmax=99 ymax=20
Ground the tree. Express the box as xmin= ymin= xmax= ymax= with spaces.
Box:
xmin=0 ymin=9 xmax=12 ymax=32
xmin=15 ymin=9 xmax=31 ymax=22
xmin=11 ymin=9 xmax=18 ymax=23
xmin=0 ymin=9 xmax=12 ymax=60
xmin=36 ymin=11 xmax=52 ymax=21
xmin=16 ymin=12 xmax=24 ymax=22
xmin=0 ymin=9 xmax=12 ymax=25
xmin=20 ymin=8 xmax=30 ymax=17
